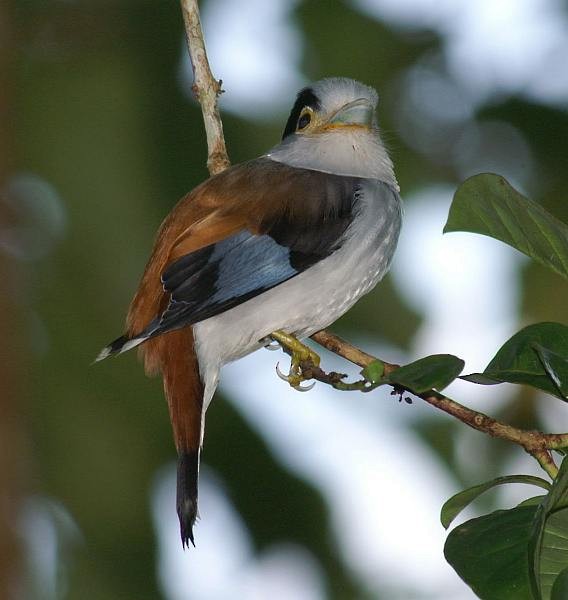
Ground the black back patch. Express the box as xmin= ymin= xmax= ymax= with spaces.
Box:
xmin=282 ymin=87 xmax=321 ymax=139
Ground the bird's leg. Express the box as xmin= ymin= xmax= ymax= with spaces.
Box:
xmin=270 ymin=330 xmax=321 ymax=391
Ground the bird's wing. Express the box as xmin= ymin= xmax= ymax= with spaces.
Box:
xmin=128 ymin=158 xmax=362 ymax=344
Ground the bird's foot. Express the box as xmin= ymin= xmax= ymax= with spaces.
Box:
xmin=271 ymin=330 xmax=320 ymax=391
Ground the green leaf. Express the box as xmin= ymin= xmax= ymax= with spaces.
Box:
xmin=445 ymin=506 xmax=536 ymax=599
xmin=444 ymin=173 xmax=568 ymax=280
xmin=385 ymin=354 xmax=464 ymax=394
xmin=461 ymin=322 xmax=568 ymax=401
xmin=441 ymin=475 xmax=551 ymax=529
xmin=517 ymin=496 xmax=547 ymax=509
xmin=529 ymin=458 xmax=568 ymax=600
xmin=533 ymin=344 xmax=568 ymax=400
xmin=551 ymin=567 xmax=568 ymax=600
xmin=360 ymin=359 xmax=384 ymax=384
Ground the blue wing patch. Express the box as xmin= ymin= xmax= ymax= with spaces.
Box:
xmin=154 ymin=231 xmax=299 ymax=333
xmin=209 ymin=231 xmax=297 ymax=304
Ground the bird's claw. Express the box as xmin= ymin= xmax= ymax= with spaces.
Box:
xmin=275 ymin=362 xmax=316 ymax=391
xmin=293 ymin=380 xmax=316 ymax=392
xmin=275 ymin=361 xmax=290 ymax=382
xmin=271 ymin=331 xmax=321 ymax=392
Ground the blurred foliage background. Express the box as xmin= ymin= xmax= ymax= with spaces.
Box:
xmin=2 ymin=0 xmax=568 ymax=599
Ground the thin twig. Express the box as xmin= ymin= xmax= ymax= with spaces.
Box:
xmin=311 ymin=330 xmax=389 ymax=370
xmin=179 ymin=0 xmax=567 ymax=479
xmin=308 ymin=330 xmax=566 ymax=476
xmin=180 ymin=0 xmax=230 ymax=175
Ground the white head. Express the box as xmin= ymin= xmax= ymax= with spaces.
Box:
xmin=266 ymin=77 xmax=398 ymax=189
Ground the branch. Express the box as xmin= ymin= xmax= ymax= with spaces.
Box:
xmin=180 ymin=0 xmax=230 ymax=175
xmin=311 ymin=331 xmax=565 ymax=479
xmin=179 ymin=0 xmax=567 ymax=480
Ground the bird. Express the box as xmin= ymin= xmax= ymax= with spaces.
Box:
xmin=97 ymin=77 xmax=402 ymax=548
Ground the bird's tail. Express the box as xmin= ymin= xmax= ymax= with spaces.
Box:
xmin=157 ymin=328 xmax=204 ymax=548
xmin=96 ymin=324 xmax=204 ymax=547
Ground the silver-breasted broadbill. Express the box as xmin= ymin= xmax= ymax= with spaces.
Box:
xmin=97 ymin=77 xmax=402 ymax=547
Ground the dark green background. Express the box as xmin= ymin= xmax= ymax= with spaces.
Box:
xmin=3 ymin=1 xmax=568 ymax=598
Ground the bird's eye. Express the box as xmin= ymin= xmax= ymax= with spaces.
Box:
xmin=297 ymin=110 xmax=312 ymax=131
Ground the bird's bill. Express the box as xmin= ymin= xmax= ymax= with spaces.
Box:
xmin=327 ymin=98 xmax=374 ymax=129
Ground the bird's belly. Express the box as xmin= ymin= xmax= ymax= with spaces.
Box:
xmin=193 ymin=183 xmax=401 ymax=407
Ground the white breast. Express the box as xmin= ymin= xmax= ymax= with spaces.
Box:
xmin=193 ymin=179 xmax=402 ymax=409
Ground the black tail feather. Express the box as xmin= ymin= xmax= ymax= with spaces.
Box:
xmin=177 ymin=450 xmax=200 ymax=548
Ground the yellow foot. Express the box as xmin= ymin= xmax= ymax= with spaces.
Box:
xmin=270 ymin=330 xmax=321 ymax=391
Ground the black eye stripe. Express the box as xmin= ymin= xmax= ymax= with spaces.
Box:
xmin=297 ymin=112 xmax=311 ymax=130
xmin=282 ymin=87 xmax=321 ymax=139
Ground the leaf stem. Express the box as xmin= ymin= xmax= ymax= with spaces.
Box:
xmin=532 ymin=450 xmax=559 ymax=479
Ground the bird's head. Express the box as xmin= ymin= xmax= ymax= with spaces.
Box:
xmin=281 ymin=78 xmax=378 ymax=139
xmin=269 ymin=78 xmax=395 ymax=185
